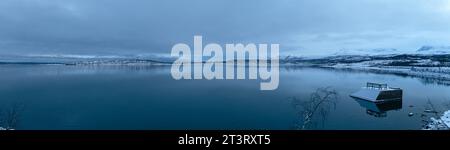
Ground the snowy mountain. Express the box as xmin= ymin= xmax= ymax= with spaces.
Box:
xmin=416 ymin=45 xmax=450 ymax=55
xmin=329 ymin=45 xmax=450 ymax=57
xmin=0 ymin=54 xmax=173 ymax=65
xmin=332 ymin=48 xmax=400 ymax=56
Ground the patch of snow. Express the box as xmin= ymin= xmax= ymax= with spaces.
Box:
xmin=415 ymin=46 xmax=450 ymax=55
xmin=26 ymin=54 xmax=122 ymax=59
xmin=333 ymin=48 xmax=400 ymax=56
xmin=0 ymin=127 xmax=13 ymax=130
xmin=328 ymin=59 xmax=450 ymax=85
xmin=423 ymin=110 xmax=450 ymax=130
xmin=328 ymin=45 xmax=450 ymax=57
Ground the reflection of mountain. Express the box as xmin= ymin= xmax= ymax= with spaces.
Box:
xmin=352 ymin=97 xmax=402 ymax=118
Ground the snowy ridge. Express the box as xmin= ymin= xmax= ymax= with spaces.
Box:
xmin=416 ymin=45 xmax=450 ymax=55
xmin=328 ymin=45 xmax=450 ymax=57
xmin=333 ymin=48 xmax=400 ymax=56
xmin=26 ymin=54 xmax=120 ymax=59
xmin=0 ymin=54 xmax=174 ymax=65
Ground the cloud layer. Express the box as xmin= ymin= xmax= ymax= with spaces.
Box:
xmin=1 ymin=0 xmax=450 ymax=56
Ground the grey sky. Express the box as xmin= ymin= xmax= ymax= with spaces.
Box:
xmin=1 ymin=0 xmax=450 ymax=56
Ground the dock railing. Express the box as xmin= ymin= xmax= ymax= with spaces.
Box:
xmin=366 ymin=82 xmax=388 ymax=90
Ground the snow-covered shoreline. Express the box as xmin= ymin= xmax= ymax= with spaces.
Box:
xmin=324 ymin=64 xmax=450 ymax=85
xmin=283 ymin=53 xmax=450 ymax=85
xmin=423 ymin=110 xmax=450 ymax=130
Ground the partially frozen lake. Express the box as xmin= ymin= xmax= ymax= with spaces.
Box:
xmin=1 ymin=65 xmax=449 ymax=129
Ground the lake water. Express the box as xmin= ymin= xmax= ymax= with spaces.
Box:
xmin=1 ymin=65 xmax=450 ymax=130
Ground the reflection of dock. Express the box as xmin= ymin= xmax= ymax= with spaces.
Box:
xmin=352 ymin=97 xmax=402 ymax=117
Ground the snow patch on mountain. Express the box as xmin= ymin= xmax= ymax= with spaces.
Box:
xmin=26 ymin=54 xmax=125 ymax=59
xmin=416 ymin=45 xmax=450 ymax=55
xmin=333 ymin=48 xmax=400 ymax=56
xmin=328 ymin=45 xmax=450 ymax=57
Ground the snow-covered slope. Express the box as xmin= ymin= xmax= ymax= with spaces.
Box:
xmin=333 ymin=48 xmax=400 ymax=56
xmin=416 ymin=46 xmax=450 ymax=55
xmin=329 ymin=45 xmax=450 ymax=57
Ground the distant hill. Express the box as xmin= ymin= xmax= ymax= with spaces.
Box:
xmin=325 ymin=45 xmax=450 ymax=58
xmin=416 ymin=45 xmax=450 ymax=55
xmin=333 ymin=48 xmax=399 ymax=56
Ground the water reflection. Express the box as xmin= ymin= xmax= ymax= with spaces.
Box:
xmin=352 ymin=98 xmax=402 ymax=117
xmin=0 ymin=102 xmax=25 ymax=130
xmin=2 ymin=65 xmax=450 ymax=129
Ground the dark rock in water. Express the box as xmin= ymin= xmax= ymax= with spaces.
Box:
xmin=408 ymin=112 xmax=414 ymax=117
xmin=409 ymin=105 xmax=414 ymax=108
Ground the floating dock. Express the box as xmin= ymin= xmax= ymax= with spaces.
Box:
xmin=350 ymin=82 xmax=403 ymax=102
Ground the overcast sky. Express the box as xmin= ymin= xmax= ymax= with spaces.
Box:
xmin=1 ymin=0 xmax=450 ymax=56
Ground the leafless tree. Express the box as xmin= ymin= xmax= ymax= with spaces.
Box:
xmin=0 ymin=103 xmax=25 ymax=130
xmin=290 ymin=87 xmax=338 ymax=130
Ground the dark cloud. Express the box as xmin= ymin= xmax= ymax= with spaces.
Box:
xmin=1 ymin=0 xmax=450 ymax=56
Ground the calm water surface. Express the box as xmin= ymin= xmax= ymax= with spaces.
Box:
xmin=1 ymin=65 xmax=449 ymax=130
